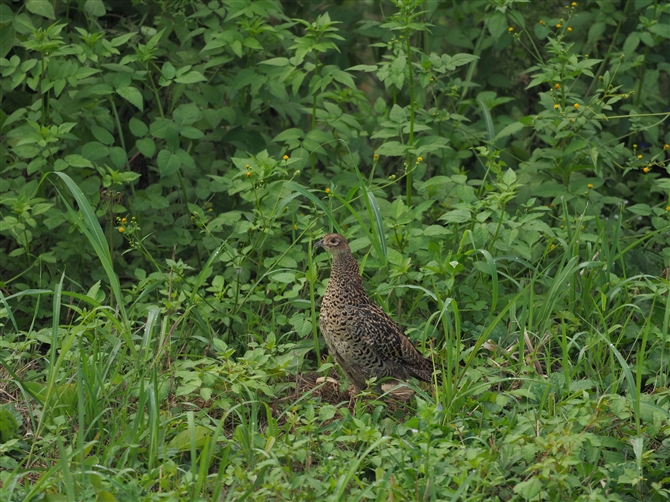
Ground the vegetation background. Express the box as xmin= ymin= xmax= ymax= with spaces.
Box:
xmin=1 ymin=0 xmax=669 ymax=500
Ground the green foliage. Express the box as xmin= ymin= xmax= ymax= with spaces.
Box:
xmin=1 ymin=0 xmax=669 ymax=500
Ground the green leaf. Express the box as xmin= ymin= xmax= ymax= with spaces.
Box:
xmin=375 ymin=141 xmax=407 ymax=156
xmin=627 ymin=204 xmax=651 ymax=216
xmin=494 ymin=121 xmax=524 ymax=141
xmin=116 ymin=86 xmax=143 ymax=111
xmin=173 ymin=103 xmax=202 ymax=126
xmin=84 ymin=0 xmax=106 ymax=17
xmin=129 ymin=118 xmax=148 ymax=137
xmin=157 ymin=149 xmax=182 ymax=176
xmin=389 ymin=104 xmax=407 ymax=124
xmin=270 ymin=272 xmax=295 ymax=283
xmin=90 ymin=125 xmax=114 ymax=145
xmin=64 ymin=154 xmax=93 ymax=168
xmin=439 ymin=209 xmax=471 ymax=223
xmin=347 ymin=64 xmax=377 ymax=72
xmin=180 ymin=126 xmax=204 ymax=140
xmin=273 ymin=128 xmax=303 ymax=143
xmin=260 ymin=57 xmax=289 ymax=66
xmin=174 ymin=71 xmax=206 ymax=84
xmin=0 ymin=24 xmax=15 ymax=59
xmin=26 ymin=0 xmax=55 ymax=19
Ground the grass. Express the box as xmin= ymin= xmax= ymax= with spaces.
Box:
xmin=1 ymin=175 xmax=669 ymax=502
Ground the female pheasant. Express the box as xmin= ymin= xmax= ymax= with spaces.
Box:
xmin=315 ymin=233 xmax=435 ymax=392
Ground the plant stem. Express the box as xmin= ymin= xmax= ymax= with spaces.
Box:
xmin=405 ymin=32 xmax=415 ymax=207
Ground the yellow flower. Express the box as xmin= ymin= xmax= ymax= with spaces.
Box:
xmin=325 ymin=188 xmax=330 ymax=194
xmin=283 ymin=155 xmax=289 ymax=160
xmin=555 ymin=83 xmax=560 ymax=89
xmin=573 ymin=103 xmax=580 ymax=109
xmin=373 ymin=154 xmax=379 ymax=161
xmin=633 ymin=144 xmax=637 ymax=148
xmin=554 ymin=104 xmax=559 ymax=109
xmin=119 ymin=227 xmax=125 ymax=233
xmin=121 ymin=217 xmax=127 ymax=223
xmin=245 ymin=164 xmax=250 ymax=168
xmin=567 ymin=27 xmax=572 ymax=32
xmin=643 ymin=167 xmax=650 ymax=173
xmin=293 ymin=224 xmax=298 ymax=230
xmin=637 ymin=155 xmax=643 ymax=159
xmin=666 ymin=206 xmax=670 ymax=211
xmin=208 ymin=208 xmax=212 ymax=212
xmin=508 ymin=27 xmax=514 ymax=32
xmin=246 ymin=171 xmax=251 ymax=177
xmin=417 ymin=156 xmax=423 ymax=162
xmin=294 ymin=170 xmax=300 ymax=176
xmin=550 ymin=244 xmax=555 ymax=250
xmin=587 ymin=183 xmax=593 ymax=189
xmin=539 ymin=20 xmax=545 ymax=26
xmin=664 ymin=144 xmax=669 ymax=150
xmin=572 ymin=1 xmax=577 ymax=6
xmin=556 ymin=23 xmax=562 ymax=28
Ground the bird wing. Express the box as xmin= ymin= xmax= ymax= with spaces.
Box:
xmin=344 ymin=303 xmax=433 ymax=380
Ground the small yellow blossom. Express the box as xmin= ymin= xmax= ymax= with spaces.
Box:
xmin=633 ymin=144 xmax=637 ymax=148
xmin=643 ymin=167 xmax=650 ymax=173
xmin=567 ymin=27 xmax=572 ymax=32
xmin=554 ymin=104 xmax=559 ymax=109
xmin=508 ymin=27 xmax=514 ymax=32
xmin=245 ymin=164 xmax=250 ymax=168
xmin=417 ymin=157 xmax=423 ymax=162
xmin=555 ymin=83 xmax=561 ymax=89
xmin=294 ymin=170 xmax=300 ymax=176
xmin=550 ymin=244 xmax=555 ymax=250
xmin=208 ymin=208 xmax=212 ymax=212
xmin=293 ymin=224 xmax=298 ymax=230
xmin=539 ymin=20 xmax=545 ymax=25
xmin=283 ymin=155 xmax=289 ymax=160
xmin=373 ymin=154 xmax=379 ymax=161
xmin=325 ymin=188 xmax=330 ymax=194
xmin=119 ymin=227 xmax=125 ymax=233
xmin=246 ymin=171 xmax=251 ymax=177
xmin=572 ymin=1 xmax=577 ymax=6
xmin=666 ymin=206 xmax=670 ymax=211
xmin=121 ymin=217 xmax=127 ymax=223
xmin=587 ymin=183 xmax=593 ymax=189
xmin=573 ymin=103 xmax=580 ymax=109
xmin=637 ymin=155 xmax=643 ymax=159
xmin=430 ymin=77 xmax=434 ymax=81
xmin=664 ymin=144 xmax=669 ymax=150
xmin=132 ymin=216 xmax=136 ymax=220
xmin=556 ymin=23 xmax=562 ymax=28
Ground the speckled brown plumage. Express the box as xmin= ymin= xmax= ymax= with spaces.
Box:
xmin=315 ymin=233 xmax=434 ymax=392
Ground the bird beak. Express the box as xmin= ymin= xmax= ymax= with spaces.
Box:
xmin=314 ymin=239 xmax=324 ymax=249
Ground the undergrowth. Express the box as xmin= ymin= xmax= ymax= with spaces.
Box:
xmin=1 ymin=0 xmax=669 ymax=500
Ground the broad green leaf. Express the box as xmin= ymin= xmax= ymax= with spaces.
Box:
xmin=157 ymin=149 xmax=182 ymax=176
xmin=116 ymin=86 xmax=143 ymax=111
xmin=84 ymin=0 xmax=105 ymax=17
xmin=26 ymin=0 xmax=55 ymax=19
xmin=129 ymin=118 xmax=148 ymax=137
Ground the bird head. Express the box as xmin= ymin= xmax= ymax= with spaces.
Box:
xmin=314 ymin=233 xmax=350 ymax=256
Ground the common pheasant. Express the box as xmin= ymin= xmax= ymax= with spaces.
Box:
xmin=315 ymin=233 xmax=435 ymax=392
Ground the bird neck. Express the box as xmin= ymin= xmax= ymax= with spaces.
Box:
xmin=329 ymin=252 xmax=367 ymax=295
